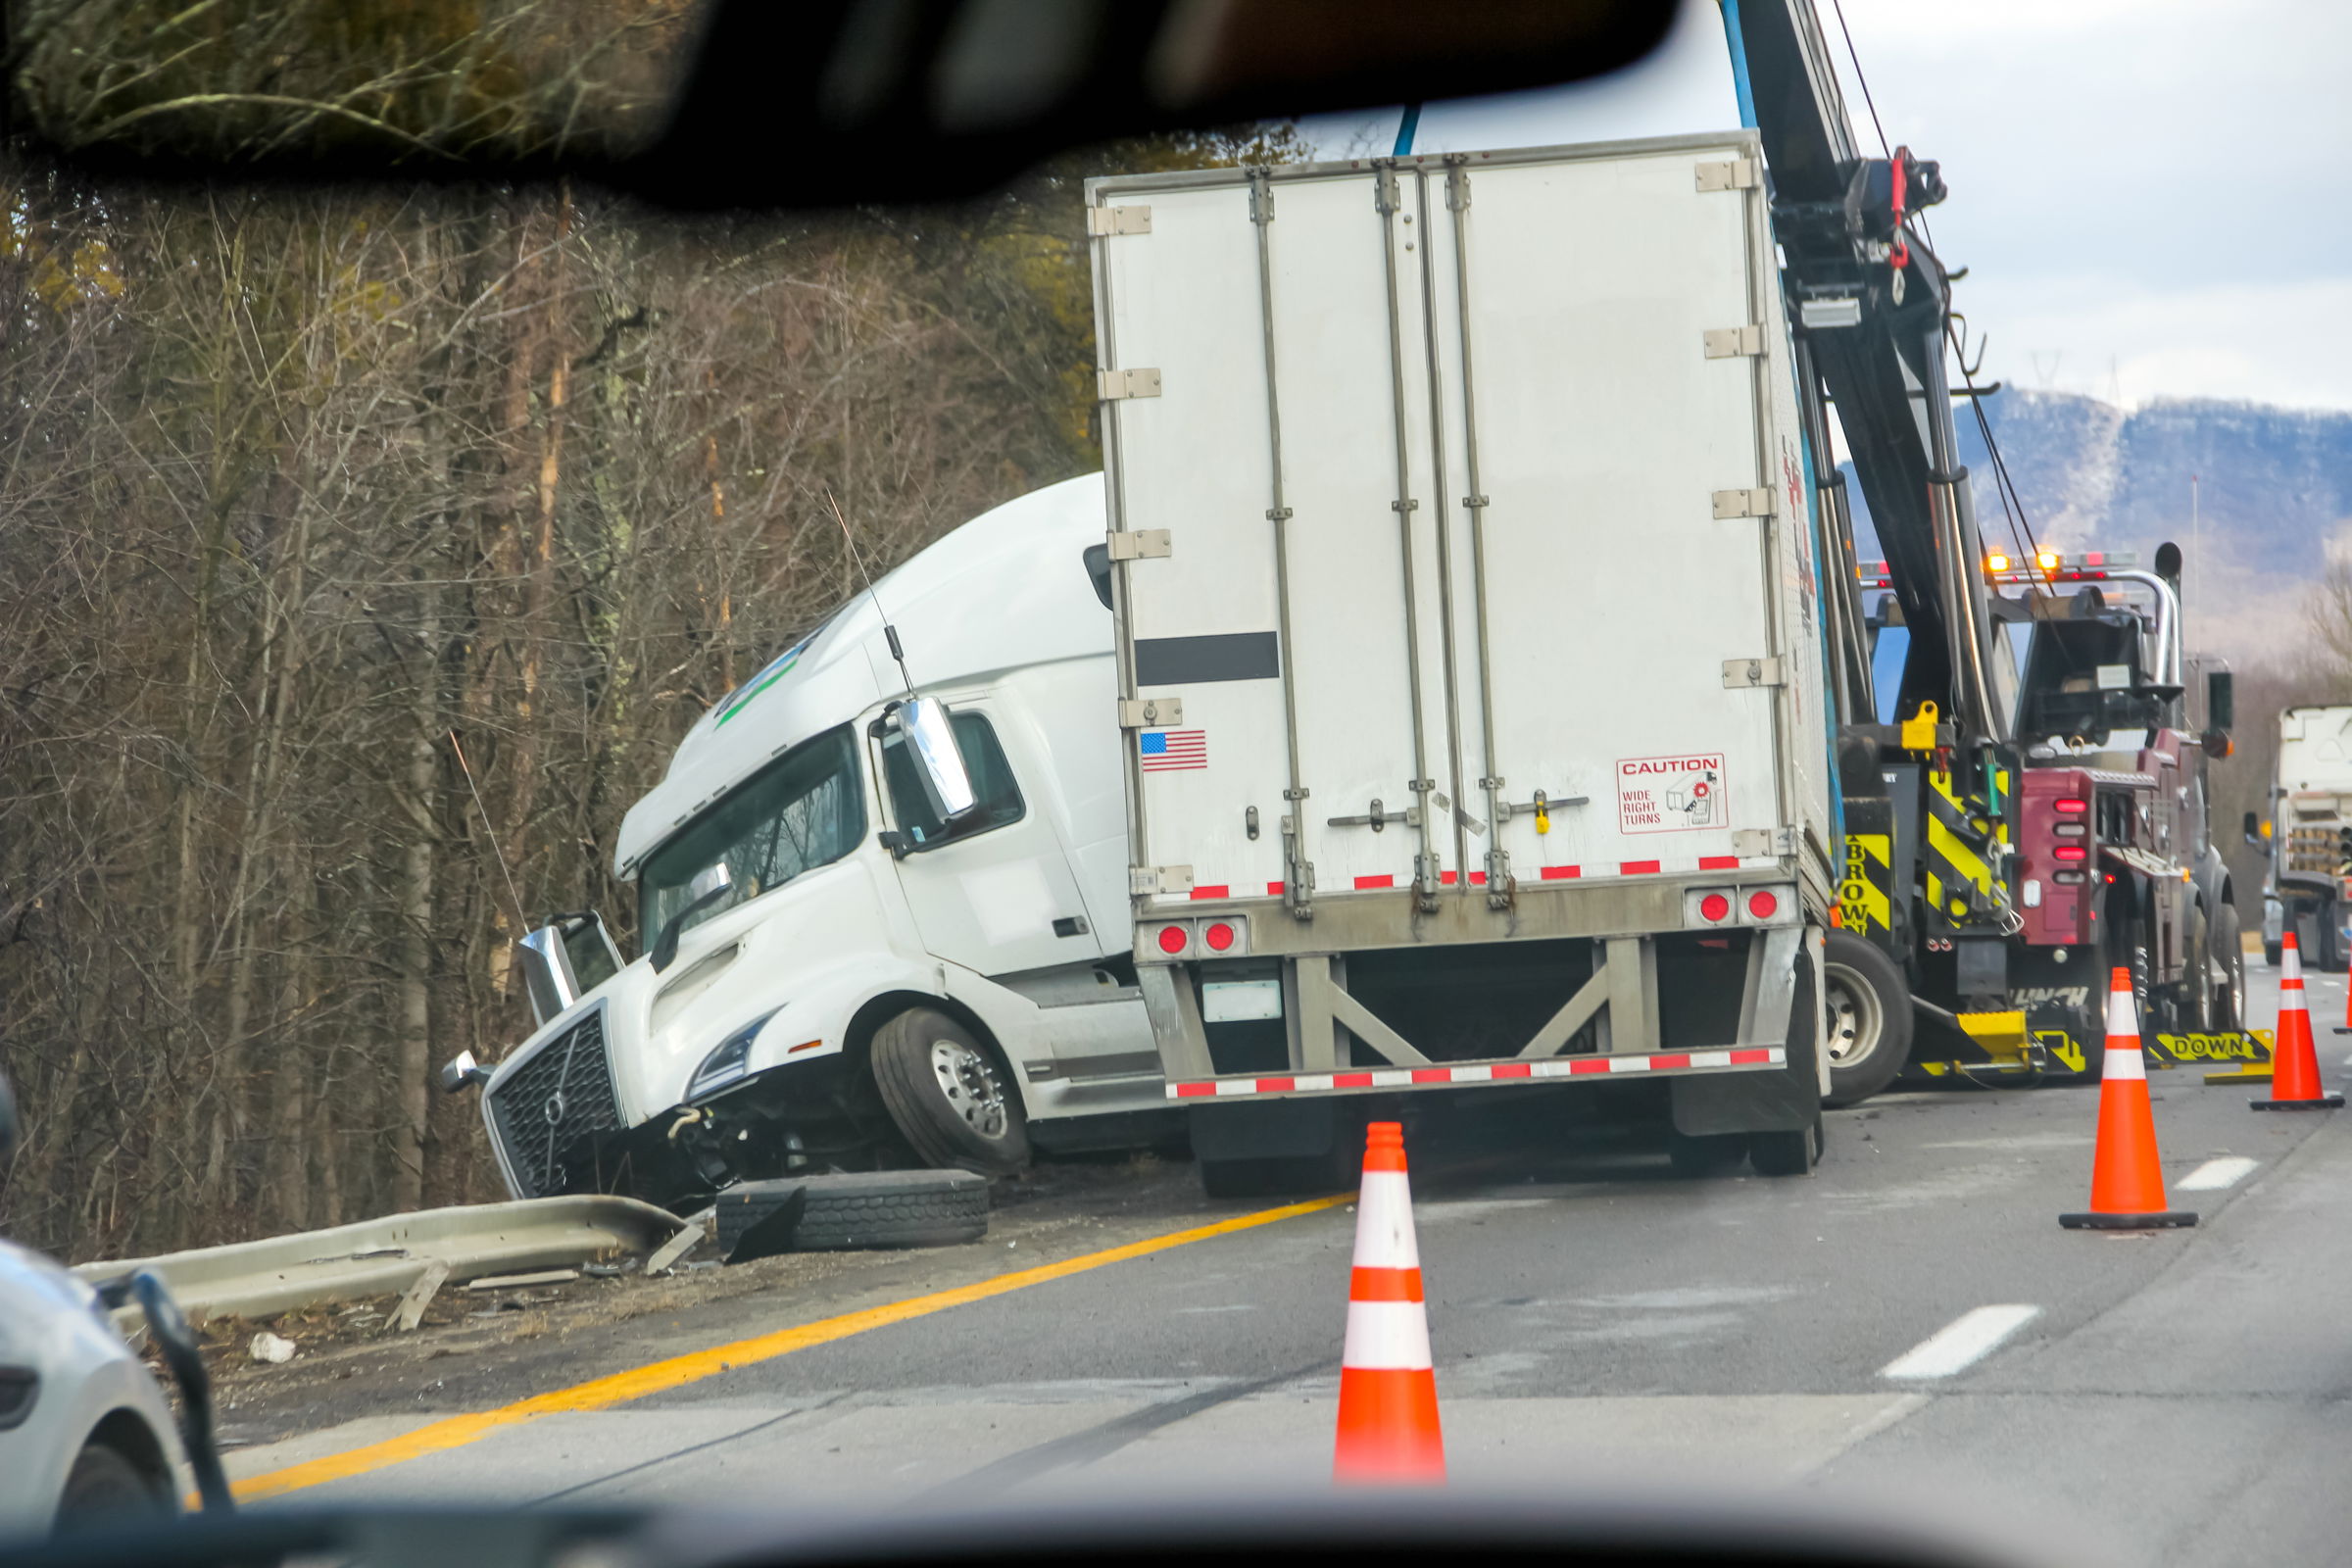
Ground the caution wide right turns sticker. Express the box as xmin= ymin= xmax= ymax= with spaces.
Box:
xmin=1617 ymin=753 xmax=1726 ymax=835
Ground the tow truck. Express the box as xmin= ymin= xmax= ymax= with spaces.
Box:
xmin=1726 ymin=0 xmax=2250 ymax=1092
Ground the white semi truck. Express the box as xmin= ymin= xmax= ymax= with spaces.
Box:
xmin=444 ymin=477 xmax=1175 ymax=1210
xmin=1085 ymin=134 xmax=1841 ymax=1194
xmin=2254 ymin=705 xmax=2352 ymax=969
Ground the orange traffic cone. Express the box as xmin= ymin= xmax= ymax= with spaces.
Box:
xmin=1334 ymin=1121 xmax=1445 ymax=1483
xmin=2255 ymin=931 xmax=2342 ymax=1111
xmin=2060 ymin=968 xmax=2196 ymax=1231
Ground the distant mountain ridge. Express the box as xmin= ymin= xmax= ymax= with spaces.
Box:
xmin=1841 ymin=390 xmax=2352 ymax=659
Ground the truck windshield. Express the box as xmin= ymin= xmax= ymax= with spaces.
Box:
xmin=638 ymin=727 xmax=866 ymax=948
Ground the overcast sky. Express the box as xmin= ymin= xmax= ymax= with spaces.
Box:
xmin=1306 ymin=0 xmax=2352 ymax=413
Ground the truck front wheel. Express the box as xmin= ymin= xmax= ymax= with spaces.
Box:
xmin=1822 ymin=930 xmax=1914 ymax=1107
xmin=2211 ymin=903 xmax=2245 ymax=1030
xmin=870 ymin=1008 xmax=1030 ymax=1175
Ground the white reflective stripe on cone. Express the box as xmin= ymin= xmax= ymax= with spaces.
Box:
xmin=1342 ymin=1300 xmax=1435 ymax=1370
xmin=2102 ymin=1041 xmax=2147 ymax=1082
xmin=2281 ymin=940 xmax=2302 ymax=983
xmin=1352 ymin=1172 xmax=1421 ymax=1269
xmin=2105 ymin=986 xmax=2140 ymax=1041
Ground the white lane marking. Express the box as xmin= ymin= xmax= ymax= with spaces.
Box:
xmin=2177 ymin=1155 xmax=2258 ymax=1191
xmin=1880 ymin=1304 xmax=2040 ymax=1381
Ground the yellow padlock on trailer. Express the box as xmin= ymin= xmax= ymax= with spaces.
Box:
xmin=1534 ymin=789 xmax=1551 ymax=836
xmin=1901 ymin=700 xmax=1940 ymax=754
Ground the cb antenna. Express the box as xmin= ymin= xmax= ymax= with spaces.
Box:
xmin=827 ymin=489 xmax=913 ymax=696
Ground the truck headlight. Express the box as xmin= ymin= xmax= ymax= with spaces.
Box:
xmin=689 ymin=1008 xmax=779 ymax=1101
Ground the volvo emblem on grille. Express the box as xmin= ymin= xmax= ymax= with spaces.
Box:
xmin=542 ymin=1091 xmax=568 ymax=1127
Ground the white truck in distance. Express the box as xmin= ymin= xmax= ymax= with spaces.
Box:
xmin=1089 ymin=135 xmax=1840 ymax=1193
xmin=2256 ymin=705 xmax=2352 ymax=969
xmin=445 ymin=478 xmax=1173 ymax=1211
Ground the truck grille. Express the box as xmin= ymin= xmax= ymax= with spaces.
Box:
xmin=488 ymin=1007 xmax=625 ymax=1200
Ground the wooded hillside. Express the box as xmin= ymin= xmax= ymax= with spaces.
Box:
xmin=0 ymin=123 xmax=1301 ymax=1260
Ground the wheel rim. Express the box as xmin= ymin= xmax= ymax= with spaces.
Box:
xmin=1823 ymin=962 xmax=1884 ymax=1069
xmin=927 ymin=1038 xmax=1011 ymax=1142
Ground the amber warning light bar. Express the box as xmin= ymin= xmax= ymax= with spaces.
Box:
xmin=1853 ymin=550 xmax=2141 ymax=590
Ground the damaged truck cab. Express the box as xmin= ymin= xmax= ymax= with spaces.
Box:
xmin=448 ymin=477 xmax=1170 ymax=1211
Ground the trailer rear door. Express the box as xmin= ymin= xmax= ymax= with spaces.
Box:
xmin=1094 ymin=134 xmax=1825 ymax=913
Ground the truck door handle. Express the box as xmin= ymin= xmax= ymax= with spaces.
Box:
xmin=1053 ymin=915 xmax=1091 ymax=938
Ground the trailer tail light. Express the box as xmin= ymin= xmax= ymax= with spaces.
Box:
xmin=1747 ymin=890 xmax=1780 ymax=919
xmin=2054 ymin=798 xmax=2087 ymax=815
xmin=2052 ymin=845 xmax=2087 ymax=863
xmin=2053 ymin=870 xmax=2087 ymax=885
xmin=1699 ymin=893 xmax=1732 ymax=923
xmin=1203 ymin=921 xmax=1237 ymax=952
xmin=1156 ymin=924 xmax=1189 ymax=955
xmin=2053 ymin=822 xmax=2086 ymax=838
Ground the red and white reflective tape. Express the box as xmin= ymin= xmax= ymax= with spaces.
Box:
xmin=1165 ymin=1046 xmax=1784 ymax=1100
xmin=1178 ymin=857 xmax=1781 ymax=900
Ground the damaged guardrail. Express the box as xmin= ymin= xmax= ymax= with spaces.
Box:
xmin=73 ymin=1195 xmax=689 ymax=1323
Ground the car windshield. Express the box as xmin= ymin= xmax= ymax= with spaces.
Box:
xmin=638 ymin=728 xmax=864 ymax=946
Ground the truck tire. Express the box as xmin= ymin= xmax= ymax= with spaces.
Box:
xmin=1748 ymin=1116 xmax=1822 ymax=1177
xmin=2177 ymin=906 xmax=2212 ymax=1033
xmin=1747 ymin=959 xmax=1824 ymax=1177
xmin=54 ymin=1441 xmax=167 ymax=1529
xmin=1821 ymin=930 xmax=1914 ymax=1107
xmin=718 ymin=1169 xmax=990 ymax=1258
xmin=1198 ymin=1148 xmax=1356 ymax=1200
xmin=2211 ymin=903 xmax=2245 ymax=1030
xmin=870 ymin=1008 xmax=1030 ymax=1175
xmin=1666 ymin=1130 xmax=1749 ymax=1176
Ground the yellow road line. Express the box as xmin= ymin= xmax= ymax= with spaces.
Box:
xmin=231 ymin=1192 xmax=1350 ymax=1501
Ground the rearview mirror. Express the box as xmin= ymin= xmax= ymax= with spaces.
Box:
xmin=0 ymin=1071 xmax=18 ymax=1165
xmin=2245 ymin=810 xmax=2263 ymax=848
xmin=897 ymin=697 xmax=979 ymax=822
xmin=2206 ymin=669 xmax=2234 ymax=732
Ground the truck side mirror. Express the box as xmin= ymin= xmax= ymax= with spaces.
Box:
xmin=2206 ymin=669 xmax=2234 ymax=732
xmin=0 ymin=1071 xmax=18 ymax=1165
xmin=515 ymin=909 xmax=626 ymax=1021
xmin=516 ymin=924 xmax=582 ymax=1026
xmin=2244 ymin=810 xmax=2263 ymax=847
xmin=895 ymin=696 xmax=979 ymax=821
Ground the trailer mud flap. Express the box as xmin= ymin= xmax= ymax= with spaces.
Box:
xmin=1672 ymin=939 xmax=1820 ymax=1137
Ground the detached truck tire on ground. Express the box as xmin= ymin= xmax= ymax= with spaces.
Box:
xmin=1087 ymin=135 xmax=1842 ymax=1192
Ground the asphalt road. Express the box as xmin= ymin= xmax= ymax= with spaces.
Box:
xmin=223 ymin=959 xmax=2352 ymax=1567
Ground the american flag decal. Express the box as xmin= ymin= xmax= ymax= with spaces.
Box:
xmin=1140 ymin=728 xmax=1207 ymax=771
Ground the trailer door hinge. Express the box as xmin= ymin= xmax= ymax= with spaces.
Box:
xmin=1732 ymin=827 xmax=1795 ymax=858
xmin=1119 ymin=697 xmax=1183 ymax=728
xmin=1703 ymin=324 xmax=1766 ymax=359
xmin=1097 ymin=368 xmax=1162 ymax=401
xmin=1723 ymin=656 xmax=1786 ymax=689
xmin=1086 ymin=205 xmax=1152 ymax=237
xmin=1712 ymin=487 xmax=1777 ymax=519
xmin=1105 ymin=529 xmax=1171 ymax=562
xmin=1130 ymin=864 xmax=1194 ymax=897
xmin=1695 ymin=158 xmax=1760 ymax=192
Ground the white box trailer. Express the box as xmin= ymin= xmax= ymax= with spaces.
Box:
xmin=2260 ymin=705 xmax=2352 ymax=967
xmin=1088 ymin=135 xmax=1840 ymax=1190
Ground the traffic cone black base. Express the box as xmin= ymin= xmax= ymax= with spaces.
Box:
xmin=2251 ymin=1094 xmax=2343 ymax=1111
xmin=2059 ymin=1208 xmax=2196 ymax=1230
